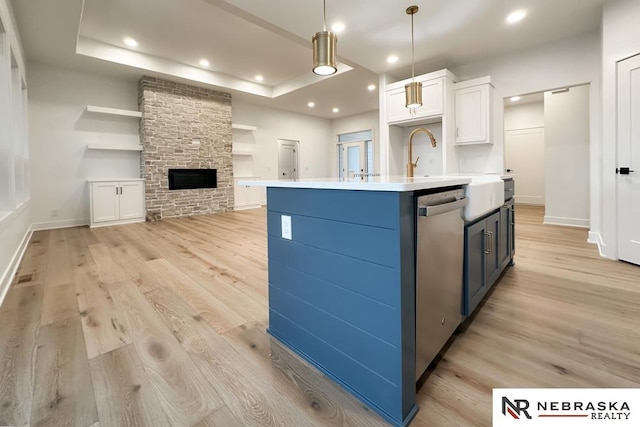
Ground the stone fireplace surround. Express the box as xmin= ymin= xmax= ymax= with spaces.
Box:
xmin=138 ymin=77 xmax=234 ymax=220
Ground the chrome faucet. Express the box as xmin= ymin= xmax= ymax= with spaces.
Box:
xmin=407 ymin=127 xmax=437 ymax=178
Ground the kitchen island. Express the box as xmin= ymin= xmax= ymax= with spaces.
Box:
xmin=240 ymin=176 xmax=471 ymax=426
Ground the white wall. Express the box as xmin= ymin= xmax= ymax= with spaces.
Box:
xmin=544 ymin=85 xmax=590 ymax=227
xmin=232 ymin=100 xmax=333 ymax=203
xmin=504 ymin=101 xmax=544 ymax=131
xmin=28 ymin=61 xmax=140 ymax=229
xmin=601 ymin=0 xmax=640 ymax=258
xmin=331 ymin=110 xmax=379 ymax=177
xmin=450 ymin=30 xmax=601 ymax=238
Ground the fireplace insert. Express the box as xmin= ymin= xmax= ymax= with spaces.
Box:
xmin=168 ymin=169 xmax=217 ymax=190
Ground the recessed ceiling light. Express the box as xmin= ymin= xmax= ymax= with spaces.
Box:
xmin=510 ymin=96 xmax=521 ymax=102
xmin=199 ymin=59 xmax=210 ymax=67
xmin=367 ymin=84 xmax=376 ymax=91
xmin=123 ymin=37 xmax=138 ymax=47
xmin=255 ymin=75 xmax=264 ymax=82
xmin=331 ymin=23 xmax=345 ymax=33
xmin=308 ymin=102 xmax=315 ymax=108
xmin=332 ymin=107 xmax=340 ymax=113
xmin=506 ymin=10 xmax=527 ymax=24
xmin=387 ymin=55 xmax=399 ymax=64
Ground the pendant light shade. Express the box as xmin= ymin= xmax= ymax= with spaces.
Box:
xmin=313 ymin=31 xmax=337 ymax=75
xmin=312 ymin=0 xmax=337 ymax=76
xmin=405 ymin=5 xmax=422 ymax=108
xmin=405 ymin=81 xmax=423 ymax=108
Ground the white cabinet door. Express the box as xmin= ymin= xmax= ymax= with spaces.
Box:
xmin=454 ymin=84 xmax=491 ymax=144
xmin=386 ymin=78 xmax=444 ymax=124
xmin=247 ymin=186 xmax=263 ymax=207
xmin=234 ymin=180 xmax=248 ymax=207
xmin=91 ymin=182 xmax=119 ymax=224
xmin=119 ymin=181 xmax=145 ymax=220
xmin=234 ymin=178 xmax=262 ymax=208
xmin=413 ymin=78 xmax=443 ymax=119
xmin=386 ymin=87 xmax=411 ymax=123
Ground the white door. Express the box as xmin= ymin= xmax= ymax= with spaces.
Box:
xmin=617 ymin=54 xmax=640 ymax=265
xmin=505 ymin=128 xmax=545 ymax=205
xmin=119 ymin=181 xmax=144 ymax=220
xmin=343 ymin=141 xmax=366 ymax=179
xmin=91 ymin=182 xmax=119 ymax=223
xmin=278 ymin=139 xmax=299 ymax=180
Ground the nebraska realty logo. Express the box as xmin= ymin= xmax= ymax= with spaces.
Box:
xmin=493 ymin=389 xmax=640 ymax=426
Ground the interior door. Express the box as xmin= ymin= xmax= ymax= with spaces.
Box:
xmin=343 ymin=141 xmax=366 ymax=179
xmin=617 ymin=54 xmax=640 ymax=265
xmin=505 ymin=128 xmax=545 ymax=205
xmin=278 ymin=139 xmax=299 ymax=180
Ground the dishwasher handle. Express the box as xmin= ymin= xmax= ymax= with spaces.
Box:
xmin=418 ymin=197 xmax=468 ymax=217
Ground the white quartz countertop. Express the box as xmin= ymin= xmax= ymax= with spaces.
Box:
xmin=237 ymin=176 xmax=471 ymax=192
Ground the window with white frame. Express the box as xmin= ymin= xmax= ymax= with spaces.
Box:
xmin=0 ymin=20 xmax=29 ymax=219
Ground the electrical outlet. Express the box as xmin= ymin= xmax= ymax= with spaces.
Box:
xmin=281 ymin=215 xmax=292 ymax=240
xmin=51 ymin=208 xmax=59 ymax=217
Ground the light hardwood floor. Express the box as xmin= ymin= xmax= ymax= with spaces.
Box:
xmin=0 ymin=206 xmax=638 ymax=426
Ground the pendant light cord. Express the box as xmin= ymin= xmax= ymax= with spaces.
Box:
xmin=323 ymin=0 xmax=327 ymax=31
xmin=411 ymin=11 xmax=415 ymax=82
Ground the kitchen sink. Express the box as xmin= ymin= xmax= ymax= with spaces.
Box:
xmin=462 ymin=176 xmax=504 ymax=221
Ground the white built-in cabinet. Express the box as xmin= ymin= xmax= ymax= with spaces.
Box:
xmin=453 ymin=78 xmax=493 ymax=145
xmin=89 ymin=179 xmax=145 ymax=228
xmin=386 ymin=77 xmax=444 ymax=124
xmin=232 ymin=124 xmax=263 ymax=209
xmin=234 ymin=177 xmax=262 ymax=210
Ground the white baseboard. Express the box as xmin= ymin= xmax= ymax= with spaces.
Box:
xmin=234 ymin=204 xmax=263 ymax=211
xmin=0 ymin=225 xmax=34 ymax=308
xmin=543 ymin=215 xmax=590 ymax=228
xmin=32 ymin=218 xmax=88 ymax=231
xmin=515 ymin=195 xmax=544 ymax=205
xmin=587 ymin=231 xmax=606 ymax=257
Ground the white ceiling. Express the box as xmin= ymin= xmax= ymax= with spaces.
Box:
xmin=10 ymin=0 xmax=606 ymax=119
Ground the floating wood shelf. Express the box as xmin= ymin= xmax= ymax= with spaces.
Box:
xmin=86 ymin=105 xmax=142 ymax=118
xmin=87 ymin=143 xmax=143 ymax=151
xmin=231 ymin=124 xmax=257 ymax=131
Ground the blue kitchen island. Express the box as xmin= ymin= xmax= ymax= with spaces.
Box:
xmin=240 ymin=176 xmax=471 ymax=426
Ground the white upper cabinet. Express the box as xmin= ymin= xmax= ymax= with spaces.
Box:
xmin=386 ymin=77 xmax=444 ymax=124
xmin=454 ymin=78 xmax=493 ymax=145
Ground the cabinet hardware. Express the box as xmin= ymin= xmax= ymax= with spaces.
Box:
xmin=616 ymin=167 xmax=634 ymax=175
xmin=484 ymin=231 xmax=491 ymax=254
xmin=490 ymin=231 xmax=494 ymax=253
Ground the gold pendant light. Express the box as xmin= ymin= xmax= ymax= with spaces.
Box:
xmin=312 ymin=0 xmax=337 ymax=76
xmin=405 ymin=5 xmax=422 ymax=108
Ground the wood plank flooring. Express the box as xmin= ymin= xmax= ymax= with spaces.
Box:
xmin=0 ymin=205 xmax=638 ymax=426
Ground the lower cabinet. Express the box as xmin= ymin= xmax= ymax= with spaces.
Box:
xmin=499 ymin=199 xmax=515 ymax=270
xmin=463 ymin=211 xmax=500 ymax=316
xmin=89 ymin=180 xmax=145 ymax=228
xmin=234 ymin=178 xmax=263 ymax=209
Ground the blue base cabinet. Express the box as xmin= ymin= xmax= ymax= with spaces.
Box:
xmin=500 ymin=199 xmax=515 ymax=270
xmin=265 ymin=187 xmax=419 ymax=427
xmin=463 ymin=211 xmax=500 ymax=316
xmin=463 ymin=194 xmax=516 ymax=317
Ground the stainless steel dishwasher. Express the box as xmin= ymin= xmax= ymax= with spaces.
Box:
xmin=415 ymin=188 xmax=467 ymax=380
